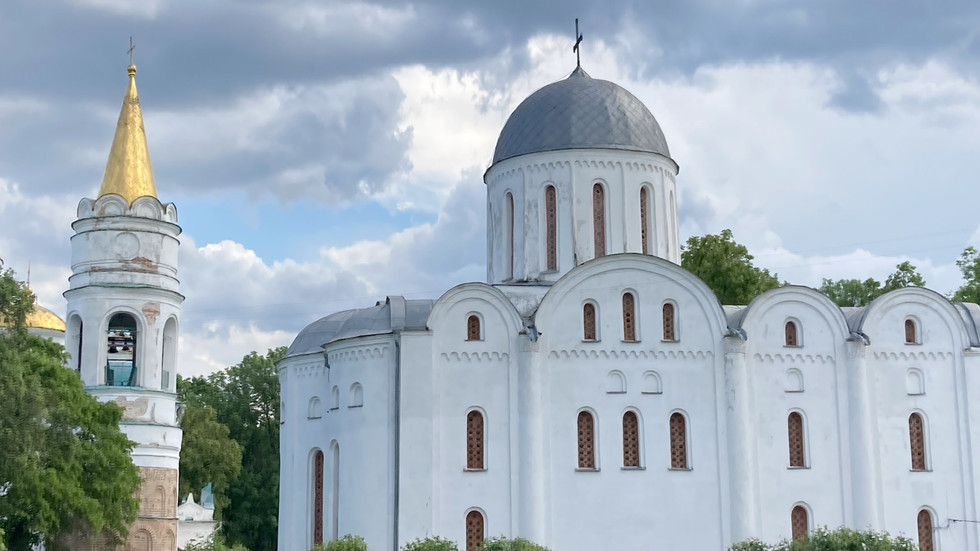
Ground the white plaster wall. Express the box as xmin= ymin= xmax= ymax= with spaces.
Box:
xmin=485 ymin=150 xmax=679 ymax=285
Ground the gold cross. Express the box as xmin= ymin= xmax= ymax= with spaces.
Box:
xmin=128 ymin=36 xmax=135 ymax=66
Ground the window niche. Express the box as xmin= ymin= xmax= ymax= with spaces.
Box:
xmin=466 ymin=314 xmax=482 ymax=341
xmin=905 ymin=318 xmax=920 ymax=344
xmin=105 ymin=312 xmax=138 ymax=386
xmin=583 ymin=302 xmax=598 ymax=341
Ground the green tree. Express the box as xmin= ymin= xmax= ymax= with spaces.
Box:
xmin=480 ymin=538 xmax=550 ymax=551
xmin=402 ymin=536 xmax=458 ymax=551
xmin=952 ymin=246 xmax=980 ymax=304
xmin=178 ymin=404 xmax=243 ymax=519
xmin=0 ymin=269 xmax=140 ymax=550
xmin=680 ymin=229 xmax=781 ymax=305
xmin=820 ymin=261 xmax=926 ymax=307
xmin=179 ymin=347 xmax=286 ymax=551
xmin=184 ymin=534 xmax=250 ymax=551
xmin=312 ymin=534 xmax=369 ymax=551
xmin=728 ymin=527 xmax=916 ymax=551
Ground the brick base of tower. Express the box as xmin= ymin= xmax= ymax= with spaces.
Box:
xmin=64 ymin=467 xmax=178 ymax=551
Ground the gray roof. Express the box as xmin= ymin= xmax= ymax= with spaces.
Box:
xmin=285 ymin=296 xmax=435 ymax=358
xmin=491 ymin=67 xmax=671 ymax=165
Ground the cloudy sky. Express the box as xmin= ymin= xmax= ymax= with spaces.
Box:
xmin=2 ymin=0 xmax=979 ymax=376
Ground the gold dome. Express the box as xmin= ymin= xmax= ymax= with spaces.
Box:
xmin=25 ymin=304 xmax=66 ymax=333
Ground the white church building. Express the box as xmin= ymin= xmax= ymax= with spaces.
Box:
xmin=278 ymin=64 xmax=980 ymax=551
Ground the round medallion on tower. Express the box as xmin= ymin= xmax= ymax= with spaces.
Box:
xmin=491 ymin=67 xmax=673 ymax=166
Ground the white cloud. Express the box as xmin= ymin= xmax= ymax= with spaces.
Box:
xmin=69 ymin=0 xmax=168 ymax=18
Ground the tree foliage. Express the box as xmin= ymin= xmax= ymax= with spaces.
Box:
xmin=0 ymin=269 xmax=140 ymax=550
xmin=728 ymin=527 xmax=916 ymax=551
xmin=179 ymin=347 xmax=286 ymax=551
xmin=178 ymin=403 xmax=243 ymax=519
xmin=402 ymin=536 xmax=459 ymax=551
xmin=312 ymin=534 xmax=369 ymax=551
xmin=952 ymin=246 xmax=980 ymax=304
xmin=480 ymin=538 xmax=550 ymax=551
xmin=184 ymin=534 xmax=250 ymax=551
xmin=820 ymin=261 xmax=926 ymax=307
xmin=681 ymin=229 xmax=782 ymax=305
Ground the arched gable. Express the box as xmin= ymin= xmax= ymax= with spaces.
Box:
xmin=427 ymin=282 xmax=525 ymax=343
xmin=534 ymin=253 xmax=728 ymax=342
xmin=856 ymin=287 xmax=970 ymax=350
xmin=736 ymin=285 xmax=850 ymax=346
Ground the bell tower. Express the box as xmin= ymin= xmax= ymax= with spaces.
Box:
xmin=64 ymin=59 xmax=182 ymax=550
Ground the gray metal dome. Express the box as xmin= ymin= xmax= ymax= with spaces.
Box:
xmin=491 ymin=67 xmax=671 ymax=165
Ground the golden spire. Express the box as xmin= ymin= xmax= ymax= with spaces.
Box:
xmin=98 ymin=38 xmax=157 ymax=204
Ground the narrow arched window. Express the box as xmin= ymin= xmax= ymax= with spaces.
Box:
xmin=545 ymin=185 xmax=557 ymax=271
xmin=583 ymin=303 xmax=597 ymax=341
xmin=593 ymin=183 xmax=605 ymax=257
xmin=106 ymin=312 xmax=138 ymax=386
xmin=785 ymin=321 xmax=798 ymax=347
xmin=465 ymin=510 xmax=484 ymax=551
xmin=330 ymin=442 xmax=340 ymax=539
xmin=640 ymin=187 xmax=650 ymax=254
xmin=467 ymin=410 xmax=484 ymax=470
xmin=506 ymin=192 xmax=515 ymax=279
xmin=663 ymin=303 xmax=676 ymax=341
xmin=669 ymin=412 xmax=688 ymax=469
xmin=917 ymin=509 xmax=935 ymax=551
xmin=910 ymin=413 xmax=927 ymax=471
xmin=623 ymin=411 xmax=640 ymax=467
xmin=313 ymin=450 xmax=324 ymax=546
xmin=905 ymin=319 xmax=917 ymax=344
xmin=623 ymin=292 xmax=636 ymax=342
xmin=467 ymin=315 xmax=481 ymax=341
xmin=791 ymin=505 xmax=809 ymax=541
xmin=577 ymin=411 xmax=596 ymax=469
xmin=788 ymin=412 xmax=805 ymax=467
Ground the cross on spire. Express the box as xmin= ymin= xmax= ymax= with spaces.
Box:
xmin=128 ymin=36 xmax=135 ymax=66
xmin=573 ymin=19 xmax=583 ymax=68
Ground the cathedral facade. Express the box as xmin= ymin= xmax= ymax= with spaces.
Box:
xmin=278 ymin=66 xmax=980 ymax=551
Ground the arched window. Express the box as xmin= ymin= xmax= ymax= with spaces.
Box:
xmin=910 ymin=412 xmax=927 ymax=471
xmin=545 ymin=185 xmax=557 ymax=271
xmin=577 ymin=411 xmax=596 ymax=469
xmin=330 ymin=386 xmax=340 ymax=410
xmin=467 ymin=315 xmax=481 ymax=341
xmin=623 ymin=292 xmax=636 ymax=342
xmin=593 ymin=183 xmax=605 ymax=257
xmin=330 ymin=442 xmax=340 ymax=539
xmin=465 ymin=510 xmax=485 ymax=551
xmin=663 ymin=302 xmax=676 ymax=341
xmin=791 ymin=505 xmax=809 ymax=541
xmin=785 ymin=321 xmax=799 ymax=347
xmin=467 ymin=410 xmax=484 ymax=470
xmin=788 ymin=412 xmax=806 ymax=467
xmin=349 ymin=383 xmax=363 ymax=408
xmin=669 ymin=412 xmax=688 ymax=469
xmin=106 ymin=312 xmax=138 ymax=386
xmin=162 ymin=317 xmax=177 ymax=391
xmin=506 ymin=192 xmax=515 ymax=279
xmin=308 ymin=397 xmax=322 ymax=419
xmin=917 ymin=509 xmax=935 ymax=551
xmin=67 ymin=315 xmax=83 ymax=371
xmin=583 ymin=303 xmax=597 ymax=341
xmin=623 ymin=411 xmax=640 ymax=467
xmin=313 ymin=450 xmax=324 ymax=546
xmin=905 ymin=319 xmax=917 ymax=344
xmin=640 ymin=187 xmax=650 ymax=255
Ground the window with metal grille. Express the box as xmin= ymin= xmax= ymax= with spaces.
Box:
xmin=663 ymin=303 xmax=675 ymax=341
xmin=465 ymin=510 xmax=484 ymax=551
xmin=593 ymin=183 xmax=605 ymax=257
xmin=669 ymin=412 xmax=687 ymax=469
xmin=313 ymin=450 xmax=324 ymax=546
xmin=785 ymin=321 xmax=798 ymax=347
xmin=467 ymin=315 xmax=481 ymax=341
xmin=791 ymin=506 xmax=808 ymax=541
xmin=467 ymin=410 xmax=484 ymax=470
xmin=583 ymin=303 xmax=597 ymax=341
xmin=546 ymin=186 xmax=557 ymax=271
xmin=917 ymin=509 xmax=935 ymax=551
xmin=788 ymin=412 xmax=805 ymax=467
xmin=623 ymin=411 xmax=640 ymax=467
xmin=910 ymin=413 xmax=927 ymax=471
xmin=578 ymin=411 xmax=596 ymax=469
xmin=640 ymin=187 xmax=649 ymax=255
xmin=906 ymin=319 xmax=917 ymax=344
xmin=623 ymin=293 xmax=636 ymax=342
